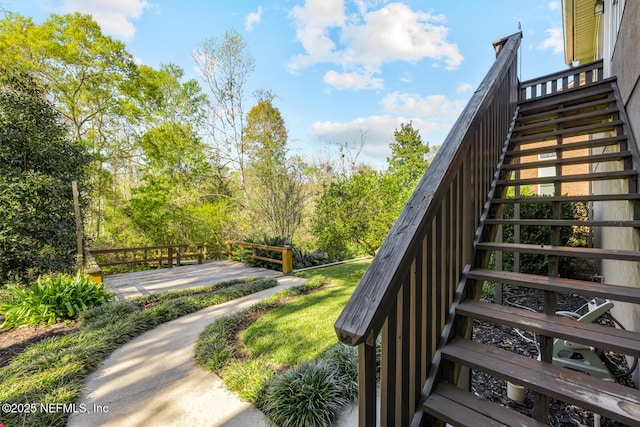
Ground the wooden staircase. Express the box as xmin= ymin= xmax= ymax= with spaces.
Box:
xmin=422 ymin=78 xmax=640 ymax=425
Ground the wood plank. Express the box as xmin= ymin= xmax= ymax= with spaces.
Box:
xmin=424 ymin=383 xmax=547 ymax=427
xmin=497 ymin=170 xmax=637 ymax=186
xmin=510 ymin=120 xmax=624 ymax=145
xmin=467 ymin=268 xmax=640 ymax=304
xmin=513 ymin=107 xmax=618 ymax=134
xmin=456 ymin=300 xmax=640 ymax=356
xmin=484 ymin=218 xmax=640 ymax=227
xmin=491 ymin=192 xmax=640 ymax=204
xmin=502 ymin=151 xmax=631 ymax=171
xmin=506 ymin=135 xmax=626 ymax=157
xmin=477 ymin=241 xmax=640 ymax=262
xmin=518 ymin=80 xmax=613 ymax=112
xmin=441 ymin=338 xmax=640 ymax=426
xmin=516 ymin=95 xmax=616 ymax=124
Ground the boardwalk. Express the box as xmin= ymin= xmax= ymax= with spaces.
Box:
xmin=104 ymin=260 xmax=285 ymax=300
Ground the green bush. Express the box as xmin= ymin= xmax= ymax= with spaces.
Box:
xmin=262 ymin=361 xmax=348 ymax=427
xmin=0 ymin=273 xmax=114 ymax=328
xmin=322 ymin=344 xmax=358 ymax=401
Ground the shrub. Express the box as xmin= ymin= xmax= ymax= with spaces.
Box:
xmin=322 ymin=344 xmax=358 ymax=401
xmin=0 ymin=273 xmax=114 ymax=327
xmin=261 ymin=361 xmax=348 ymax=427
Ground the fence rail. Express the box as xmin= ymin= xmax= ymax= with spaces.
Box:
xmin=86 ymin=241 xmax=294 ymax=280
xmin=225 ymin=240 xmax=293 ymax=274
xmin=519 ymin=60 xmax=604 ymax=101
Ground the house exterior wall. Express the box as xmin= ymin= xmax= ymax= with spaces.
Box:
xmin=594 ymin=0 xmax=640 ymax=386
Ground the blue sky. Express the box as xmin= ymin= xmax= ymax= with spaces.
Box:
xmin=3 ymin=0 xmax=567 ymax=168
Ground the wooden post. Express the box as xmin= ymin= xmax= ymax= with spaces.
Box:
xmin=227 ymin=242 xmax=233 ymax=260
xmin=168 ymin=247 xmax=173 ymax=268
xmin=282 ymin=246 xmax=293 ymax=274
xmin=72 ymin=181 xmax=83 ymax=269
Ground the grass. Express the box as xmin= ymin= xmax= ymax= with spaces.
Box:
xmin=0 ymin=276 xmax=277 ymax=427
xmin=195 ymin=259 xmax=371 ymax=405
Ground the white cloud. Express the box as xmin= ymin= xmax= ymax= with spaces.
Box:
xmin=323 ymin=70 xmax=383 ymax=90
xmin=310 ymin=114 xmax=451 ymax=167
xmin=456 ymin=83 xmax=473 ymax=94
xmin=59 ymin=0 xmax=151 ymax=40
xmin=537 ymin=27 xmax=564 ymax=54
xmin=382 ymin=92 xmax=465 ymax=118
xmin=288 ymin=1 xmax=462 ymax=88
xmin=245 ymin=6 xmax=263 ymax=32
xmin=548 ymin=2 xmax=560 ymax=11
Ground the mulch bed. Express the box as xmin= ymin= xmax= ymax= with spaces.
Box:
xmin=0 ymin=322 xmax=79 ymax=369
xmin=472 ymin=286 xmax=636 ymax=427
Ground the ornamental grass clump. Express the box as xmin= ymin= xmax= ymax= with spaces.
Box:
xmin=261 ymin=361 xmax=348 ymax=427
xmin=322 ymin=343 xmax=358 ymax=401
xmin=0 ymin=273 xmax=114 ymax=328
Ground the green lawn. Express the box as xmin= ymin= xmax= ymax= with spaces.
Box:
xmin=241 ymin=260 xmax=370 ymax=366
xmin=196 ymin=259 xmax=371 ymax=402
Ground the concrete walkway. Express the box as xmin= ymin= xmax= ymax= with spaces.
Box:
xmin=68 ymin=262 xmax=359 ymax=426
xmin=104 ymin=260 xmax=284 ymax=300
xmin=68 ymin=275 xmax=307 ymax=427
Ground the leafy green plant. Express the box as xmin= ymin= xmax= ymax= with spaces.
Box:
xmin=322 ymin=344 xmax=358 ymax=401
xmin=262 ymin=361 xmax=348 ymax=427
xmin=0 ymin=274 xmax=114 ymax=328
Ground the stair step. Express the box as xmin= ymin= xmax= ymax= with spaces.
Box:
xmin=484 ymin=218 xmax=640 ymax=227
xmin=516 ymin=94 xmax=616 ymax=125
xmin=510 ymin=120 xmax=624 ymax=145
xmin=441 ymin=337 xmax=640 ymax=426
xmin=477 ymin=241 xmax=640 ymax=262
xmin=424 ymin=383 xmax=547 ymax=427
xmin=502 ymin=151 xmax=631 ymax=171
xmin=506 ymin=135 xmax=627 ymax=157
xmin=497 ymin=169 xmax=637 ymax=187
xmin=456 ymin=300 xmax=640 ymax=356
xmin=467 ymin=268 xmax=640 ymax=304
xmin=513 ymin=107 xmax=619 ymax=135
xmin=518 ymin=80 xmax=615 ymax=112
xmin=491 ymin=192 xmax=640 ymax=204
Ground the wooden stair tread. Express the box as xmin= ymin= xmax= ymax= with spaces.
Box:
xmin=424 ymin=383 xmax=547 ymax=427
xmin=516 ymin=94 xmax=616 ymax=124
xmin=501 ymin=151 xmax=631 ymax=170
xmin=506 ymin=135 xmax=627 ymax=157
xmin=477 ymin=241 xmax=640 ymax=262
xmin=484 ymin=218 xmax=640 ymax=227
xmin=513 ymin=108 xmax=619 ymax=134
xmin=441 ymin=337 xmax=640 ymax=425
xmin=467 ymin=268 xmax=640 ymax=304
xmin=491 ymin=192 xmax=640 ymax=204
xmin=456 ymin=300 xmax=640 ymax=356
xmin=496 ymin=169 xmax=637 ymax=186
xmin=510 ymin=120 xmax=624 ymax=144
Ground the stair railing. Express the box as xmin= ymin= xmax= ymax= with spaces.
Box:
xmin=520 ymin=60 xmax=604 ymax=101
xmin=334 ymin=32 xmax=522 ymax=426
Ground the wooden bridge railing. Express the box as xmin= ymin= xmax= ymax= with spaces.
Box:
xmin=519 ymin=60 xmax=604 ymax=101
xmin=86 ymin=241 xmax=294 ymax=281
xmin=225 ymin=240 xmax=293 ymax=274
xmin=333 ymin=32 xmax=522 ymax=426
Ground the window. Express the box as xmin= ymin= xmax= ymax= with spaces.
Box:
xmin=538 ymin=152 xmax=556 ymax=196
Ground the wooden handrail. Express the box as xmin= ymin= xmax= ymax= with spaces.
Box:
xmin=225 ymin=240 xmax=293 ymax=274
xmin=334 ymin=32 xmax=522 ymax=426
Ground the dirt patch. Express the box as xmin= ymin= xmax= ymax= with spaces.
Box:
xmin=0 ymin=322 xmax=79 ymax=368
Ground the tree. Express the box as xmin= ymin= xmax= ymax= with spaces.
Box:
xmin=0 ymin=71 xmax=91 ymax=282
xmin=0 ymin=12 xmax=143 ymax=239
xmin=243 ymin=99 xmax=308 ymax=241
xmin=387 ymin=121 xmax=430 ymax=189
xmin=193 ymin=29 xmax=255 ymax=190
xmin=312 ymin=168 xmax=390 ymax=257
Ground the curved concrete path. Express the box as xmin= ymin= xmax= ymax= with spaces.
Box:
xmin=68 ymin=275 xmax=308 ymax=427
